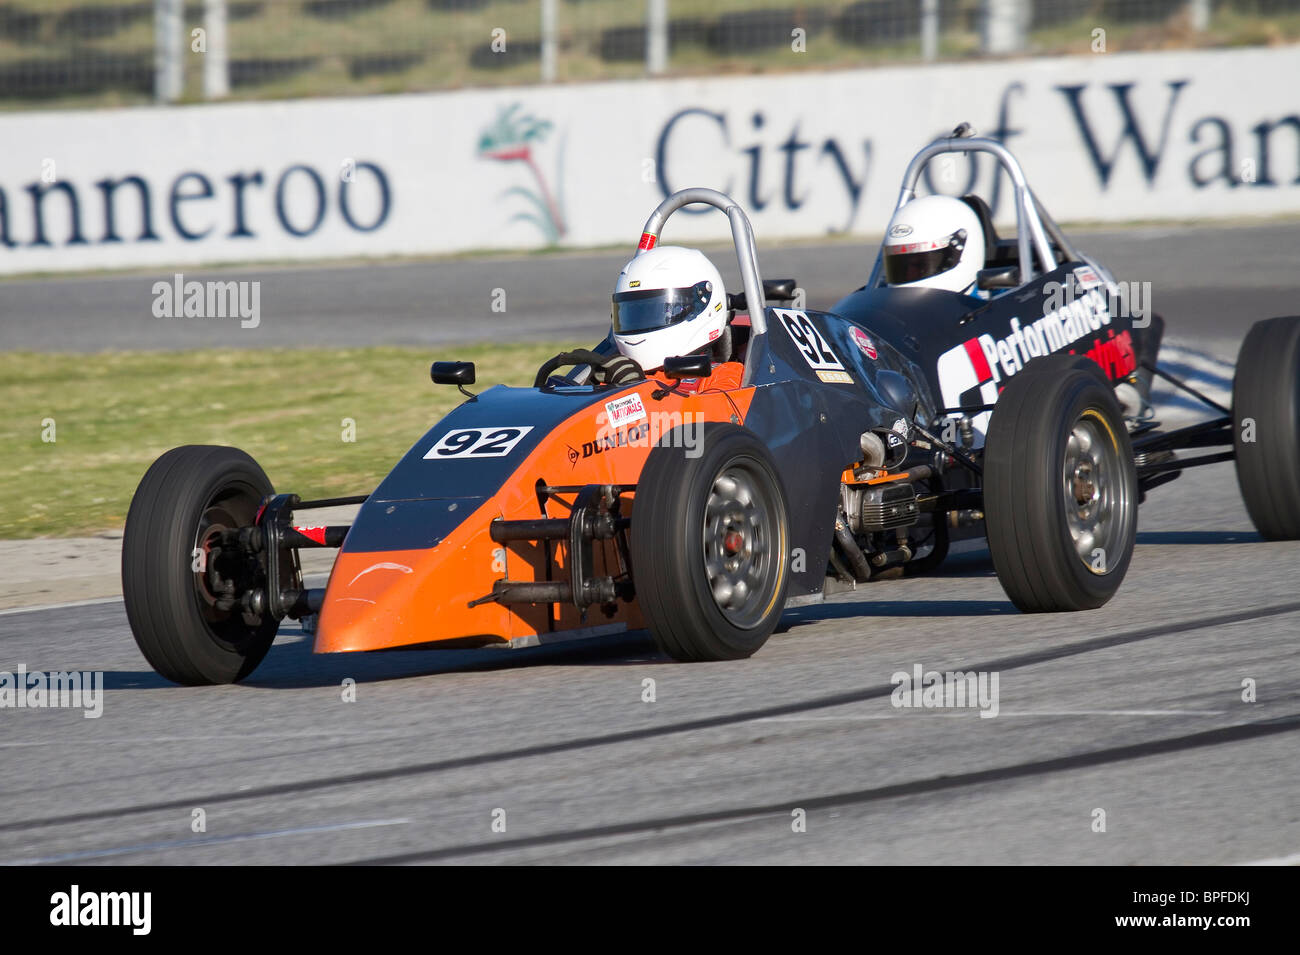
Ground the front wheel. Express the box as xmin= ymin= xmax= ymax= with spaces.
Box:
xmin=983 ymin=361 xmax=1138 ymax=612
xmin=122 ymin=445 xmax=281 ymax=685
xmin=1232 ymin=315 xmax=1300 ymax=540
xmin=631 ymin=423 xmax=790 ymax=661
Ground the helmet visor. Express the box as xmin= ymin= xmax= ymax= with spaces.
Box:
xmin=612 ymin=281 xmax=713 ymax=335
xmin=883 ymin=230 xmax=967 ymax=285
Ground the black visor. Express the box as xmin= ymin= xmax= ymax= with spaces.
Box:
xmin=612 ymin=281 xmax=713 ymax=334
xmin=883 ymin=229 xmax=967 ymax=285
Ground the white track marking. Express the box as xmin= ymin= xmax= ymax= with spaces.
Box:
xmin=4 ymin=818 xmax=409 ymax=865
xmin=0 ymin=730 xmax=414 ymax=749
xmin=755 ymin=710 xmax=1226 ymax=722
xmin=0 ymin=596 xmax=122 ymax=616
xmin=1158 ymin=342 xmax=1235 ymax=371
xmin=1148 ymin=340 xmax=1234 ymax=422
xmin=1236 ymin=850 xmax=1300 ymax=866
xmin=0 ymin=712 xmax=1227 ymax=747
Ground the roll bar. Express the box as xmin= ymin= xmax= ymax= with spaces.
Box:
xmin=638 ymin=188 xmax=768 ymax=386
xmin=866 ymin=135 xmax=1081 ymax=288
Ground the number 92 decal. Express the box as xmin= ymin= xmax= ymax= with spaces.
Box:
xmin=776 ymin=309 xmax=851 ymax=383
xmin=424 ymin=426 xmax=534 ymax=459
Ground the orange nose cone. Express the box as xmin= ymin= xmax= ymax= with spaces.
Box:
xmin=314 ymin=546 xmax=514 ymax=653
xmin=314 ymin=550 xmax=424 ymax=652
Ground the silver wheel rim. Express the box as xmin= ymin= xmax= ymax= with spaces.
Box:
xmin=1062 ymin=410 xmax=1129 ymax=575
xmin=701 ymin=461 xmax=781 ymax=629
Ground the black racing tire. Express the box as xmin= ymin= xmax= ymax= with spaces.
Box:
xmin=983 ymin=365 xmax=1138 ymax=612
xmin=631 ymin=423 xmax=790 ymax=661
xmin=122 ymin=446 xmax=280 ymax=685
xmin=1026 ymin=350 xmax=1111 ymax=386
xmin=1232 ymin=315 xmax=1300 ymax=540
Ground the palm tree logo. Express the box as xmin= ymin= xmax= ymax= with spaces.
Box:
xmin=477 ymin=104 xmax=567 ymax=244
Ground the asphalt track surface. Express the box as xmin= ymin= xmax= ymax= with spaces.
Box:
xmin=2 ymin=221 xmax=1298 ymax=355
xmin=1 ymin=222 xmax=1298 ymax=865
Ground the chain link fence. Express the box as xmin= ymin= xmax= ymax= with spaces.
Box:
xmin=0 ymin=1 xmax=1297 ymax=108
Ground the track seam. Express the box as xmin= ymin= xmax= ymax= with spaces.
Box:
xmin=345 ymin=712 xmax=1300 ymax=864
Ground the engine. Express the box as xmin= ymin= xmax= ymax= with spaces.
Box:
xmin=841 ymin=481 xmax=919 ymax=535
xmin=829 ymin=428 xmax=939 ymax=584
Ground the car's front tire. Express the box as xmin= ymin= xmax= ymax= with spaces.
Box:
xmin=983 ymin=359 xmax=1138 ymax=612
xmin=122 ymin=445 xmax=280 ymax=685
xmin=631 ymin=423 xmax=790 ymax=661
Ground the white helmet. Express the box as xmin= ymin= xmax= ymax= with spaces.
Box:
xmin=882 ymin=195 xmax=985 ymax=294
xmin=611 ymin=246 xmax=728 ymax=372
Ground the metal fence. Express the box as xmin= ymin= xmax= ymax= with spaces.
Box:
xmin=0 ymin=1 xmax=1296 ymax=108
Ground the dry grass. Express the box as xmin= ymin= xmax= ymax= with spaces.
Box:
xmin=0 ymin=342 xmax=562 ymax=537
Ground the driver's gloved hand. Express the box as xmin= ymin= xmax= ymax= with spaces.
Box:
xmin=603 ymin=355 xmax=644 ymax=385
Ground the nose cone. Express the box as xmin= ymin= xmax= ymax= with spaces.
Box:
xmin=314 ymin=546 xmax=512 ymax=652
xmin=314 ymin=551 xmax=421 ymax=652
xmin=313 ymin=493 xmax=514 ymax=652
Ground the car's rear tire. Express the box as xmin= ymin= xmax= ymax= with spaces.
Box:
xmin=1232 ymin=315 xmax=1300 ymax=540
xmin=122 ymin=446 xmax=280 ymax=685
xmin=984 ymin=361 xmax=1138 ymax=612
xmin=631 ymin=423 xmax=790 ymax=661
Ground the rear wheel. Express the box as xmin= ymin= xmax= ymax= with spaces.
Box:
xmin=984 ymin=363 xmax=1137 ymax=612
xmin=1232 ymin=315 xmax=1300 ymax=539
xmin=122 ymin=446 xmax=280 ymax=685
xmin=631 ymin=424 xmax=790 ymax=661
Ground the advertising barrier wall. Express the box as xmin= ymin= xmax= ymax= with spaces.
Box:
xmin=0 ymin=44 xmax=1297 ymax=275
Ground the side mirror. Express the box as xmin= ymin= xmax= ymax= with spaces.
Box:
xmin=976 ymin=265 xmax=1019 ymax=291
xmin=431 ymin=361 xmax=475 ymax=386
xmin=728 ymin=278 xmax=799 ymax=311
xmin=431 ymin=361 xmax=477 ymax=398
xmin=663 ymin=354 xmax=712 ymax=380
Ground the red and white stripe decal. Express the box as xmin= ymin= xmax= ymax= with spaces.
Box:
xmin=294 ymin=525 xmax=328 ymax=546
xmin=637 ymin=232 xmax=657 ymax=251
xmin=963 ymin=337 xmax=993 ymax=383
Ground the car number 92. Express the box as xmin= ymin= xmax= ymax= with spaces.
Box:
xmin=777 ymin=309 xmax=844 ymax=371
xmin=423 ymin=426 xmax=534 ymax=459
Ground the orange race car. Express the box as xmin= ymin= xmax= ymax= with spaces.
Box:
xmin=121 ymin=134 xmax=1300 ymax=686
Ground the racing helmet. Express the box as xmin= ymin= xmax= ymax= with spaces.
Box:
xmin=611 ymin=246 xmax=728 ymax=372
xmin=882 ymin=195 xmax=985 ymax=294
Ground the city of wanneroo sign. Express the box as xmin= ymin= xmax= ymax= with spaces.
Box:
xmin=0 ymin=44 xmax=1296 ymax=274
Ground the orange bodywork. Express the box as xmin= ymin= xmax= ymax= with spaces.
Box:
xmin=314 ymin=375 xmax=755 ymax=653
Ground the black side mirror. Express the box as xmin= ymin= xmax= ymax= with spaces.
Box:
xmin=976 ymin=265 xmax=1019 ymax=291
xmin=431 ymin=361 xmax=476 ymax=398
xmin=762 ymin=278 xmax=797 ymax=302
xmin=431 ymin=361 xmax=475 ymax=386
xmin=663 ymin=354 xmax=712 ymax=380
xmin=728 ymin=278 xmax=799 ymax=311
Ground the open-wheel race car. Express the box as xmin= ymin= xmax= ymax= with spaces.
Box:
xmin=121 ymin=130 xmax=1300 ymax=685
